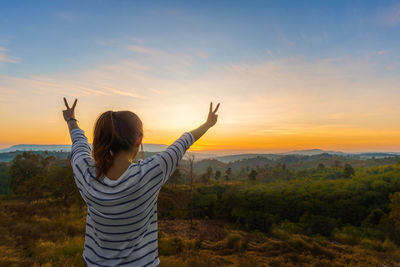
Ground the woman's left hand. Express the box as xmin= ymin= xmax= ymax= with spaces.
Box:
xmin=63 ymin=97 xmax=78 ymax=122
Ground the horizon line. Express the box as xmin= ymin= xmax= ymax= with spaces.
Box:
xmin=2 ymin=143 xmax=400 ymax=155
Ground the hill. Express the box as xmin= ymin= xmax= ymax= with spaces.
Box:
xmin=284 ymin=149 xmax=345 ymax=156
xmin=0 ymin=143 xmax=169 ymax=153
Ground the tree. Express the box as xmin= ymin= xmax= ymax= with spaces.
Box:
xmin=184 ymin=153 xmax=195 ymax=228
xmin=0 ymin=162 xmax=11 ymax=194
xmin=332 ymin=159 xmax=342 ymax=168
xmin=317 ymin=163 xmax=325 ymax=171
xmin=282 ymin=164 xmax=286 ymax=171
xmin=23 ymin=174 xmax=48 ymax=202
xmin=363 ymin=208 xmax=384 ymax=226
xmin=47 ymin=163 xmax=78 ymax=202
xmin=380 ymin=192 xmax=400 ymax=244
xmin=206 ymin=166 xmax=213 ymax=180
xmin=168 ymin=167 xmax=182 ymax=185
xmin=214 ymin=170 xmax=221 ymax=180
xmin=199 ymin=173 xmax=210 ymax=184
xmin=225 ymin=167 xmax=232 ymax=181
xmin=343 ymin=164 xmax=355 ymax=178
xmin=389 ymin=192 xmax=400 ymax=244
xmin=9 ymin=152 xmax=48 ymax=195
xmin=248 ymin=169 xmax=258 ymax=181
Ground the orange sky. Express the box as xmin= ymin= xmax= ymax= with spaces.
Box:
xmin=2 ymin=2 xmax=400 ymax=153
xmin=2 ymin=56 xmax=400 ymax=152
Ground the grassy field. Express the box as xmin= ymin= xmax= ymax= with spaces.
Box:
xmin=0 ymin=198 xmax=399 ymax=267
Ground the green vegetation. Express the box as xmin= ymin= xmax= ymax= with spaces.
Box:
xmin=0 ymin=162 xmax=11 ymax=194
xmin=161 ymin=159 xmax=400 ymax=257
xmin=0 ymin=151 xmax=400 ymax=265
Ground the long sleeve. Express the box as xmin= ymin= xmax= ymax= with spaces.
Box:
xmin=69 ymin=131 xmax=193 ymax=266
xmin=154 ymin=132 xmax=195 ymax=185
xmin=69 ymin=128 xmax=92 ymax=167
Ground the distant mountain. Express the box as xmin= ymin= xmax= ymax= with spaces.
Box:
xmin=283 ymin=149 xmax=400 ymax=158
xmin=0 ymin=150 xmax=71 ymax=162
xmin=0 ymin=144 xmax=72 ymax=153
xmin=284 ymin=149 xmax=345 ymax=156
xmin=212 ymin=153 xmax=279 ymax=163
xmin=186 ymin=151 xmax=400 ymax=175
xmin=208 ymin=150 xmax=350 ymax=163
xmin=179 ymin=158 xmax=229 ymax=174
xmin=1 ymin=144 xmax=399 ymax=164
xmin=0 ymin=143 xmax=169 ymax=153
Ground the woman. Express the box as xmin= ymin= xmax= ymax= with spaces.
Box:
xmin=62 ymin=97 xmax=220 ymax=266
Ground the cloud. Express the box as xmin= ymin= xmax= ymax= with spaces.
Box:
xmin=53 ymin=11 xmax=80 ymax=23
xmin=102 ymin=87 xmax=147 ymax=98
xmin=1 ymin=44 xmax=400 ymax=151
xmin=125 ymin=45 xmax=167 ymax=56
xmin=275 ymin=28 xmax=295 ymax=48
xmin=377 ymin=3 xmax=400 ymax=27
xmin=300 ymin=32 xmax=328 ymax=45
xmin=0 ymin=47 xmax=20 ymax=64
xmin=0 ymin=73 xmax=150 ymax=100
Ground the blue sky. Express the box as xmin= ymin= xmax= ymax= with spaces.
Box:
xmin=2 ymin=0 xmax=399 ymax=75
xmin=1 ymin=0 xmax=400 ymax=152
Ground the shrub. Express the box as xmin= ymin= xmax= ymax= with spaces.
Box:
xmin=288 ymin=235 xmax=313 ymax=252
xmin=332 ymin=225 xmax=362 ymax=245
xmin=382 ymin=239 xmax=397 ymax=251
xmin=159 ymin=237 xmax=184 ymax=256
xmin=223 ymin=232 xmax=247 ymax=252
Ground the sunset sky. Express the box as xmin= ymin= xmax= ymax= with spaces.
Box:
xmin=1 ymin=1 xmax=400 ymax=153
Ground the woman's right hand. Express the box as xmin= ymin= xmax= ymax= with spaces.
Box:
xmin=205 ymin=102 xmax=220 ymax=128
xmin=63 ymin=97 xmax=78 ymax=122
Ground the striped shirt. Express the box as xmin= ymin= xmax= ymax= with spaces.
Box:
xmin=69 ymin=128 xmax=195 ymax=266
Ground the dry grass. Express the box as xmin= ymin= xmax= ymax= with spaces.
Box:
xmin=0 ymin=199 xmax=399 ymax=266
xmin=0 ymin=199 xmax=86 ymax=266
xmin=158 ymin=219 xmax=400 ymax=267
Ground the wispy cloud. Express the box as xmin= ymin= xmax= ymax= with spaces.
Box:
xmin=300 ymin=32 xmax=328 ymax=45
xmin=53 ymin=11 xmax=80 ymax=23
xmin=1 ymin=46 xmax=400 ymax=151
xmin=0 ymin=47 xmax=20 ymax=64
xmin=275 ymin=28 xmax=295 ymax=48
xmin=102 ymin=87 xmax=147 ymax=98
xmin=376 ymin=3 xmax=400 ymax=27
xmin=125 ymin=45 xmax=167 ymax=56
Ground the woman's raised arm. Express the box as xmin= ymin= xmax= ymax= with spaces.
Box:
xmin=152 ymin=101 xmax=220 ymax=186
xmin=189 ymin=102 xmax=220 ymax=141
xmin=62 ymin=97 xmax=92 ymax=167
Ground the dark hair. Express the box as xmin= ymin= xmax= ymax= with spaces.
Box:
xmin=92 ymin=110 xmax=143 ymax=181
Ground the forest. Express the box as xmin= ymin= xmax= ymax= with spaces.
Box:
xmin=0 ymin=151 xmax=399 ymax=266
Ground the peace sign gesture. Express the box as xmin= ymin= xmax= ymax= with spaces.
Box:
xmin=62 ymin=97 xmax=78 ymax=122
xmin=205 ymin=101 xmax=220 ymax=128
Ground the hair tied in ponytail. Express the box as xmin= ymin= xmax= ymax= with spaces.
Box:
xmin=93 ymin=110 xmax=143 ymax=180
